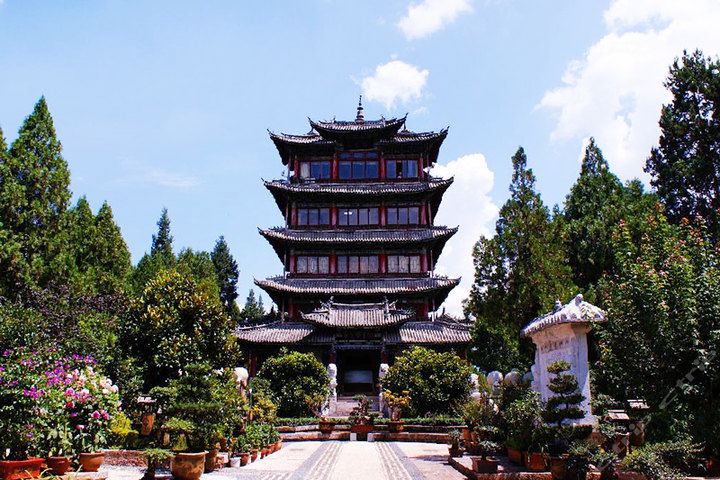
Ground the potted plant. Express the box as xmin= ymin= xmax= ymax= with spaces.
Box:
xmin=0 ymin=423 xmax=43 ymax=480
xmin=383 ymin=390 xmax=411 ymax=433
xmin=235 ymin=434 xmax=251 ymax=466
xmin=349 ymin=395 xmax=374 ymax=440
xmin=458 ymin=397 xmax=497 ymax=456
xmin=448 ymin=429 xmax=463 ymax=457
xmin=502 ymin=390 xmax=542 ymax=466
xmin=305 ymin=393 xmax=334 ymax=434
xmin=269 ymin=427 xmax=281 ymax=452
xmin=471 ymin=440 xmax=501 ymax=474
xmin=245 ymin=424 xmax=263 ymax=462
xmin=142 ymin=448 xmax=173 ymax=480
xmin=43 ymin=422 xmax=74 ymax=475
xmin=526 ymin=426 xmax=550 ymax=472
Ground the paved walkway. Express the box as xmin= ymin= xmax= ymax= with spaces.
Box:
xmin=102 ymin=441 xmax=464 ymax=480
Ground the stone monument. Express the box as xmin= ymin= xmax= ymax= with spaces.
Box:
xmin=326 ymin=363 xmax=338 ymax=415
xmin=521 ymin=294 xmax=606 ymax=425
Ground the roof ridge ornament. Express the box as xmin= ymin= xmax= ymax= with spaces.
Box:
xmin=355 ymin=95 xmax=365 ymax=124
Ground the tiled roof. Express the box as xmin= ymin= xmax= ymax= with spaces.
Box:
xmin=264 ymin=177 xmax=453 ymax=196
xmin=260 ymin=226 xmax=457 ymax=245
xmin=378 ymin=128 xmax=448 ymax=145
xmin=520 ymin=294 xmax=606 ymax=338
xmin=309 ymin=116 xmax=406 ymax=134
xmin=235 ymin=322 xmax=314 ymax=344
xmin=301 ymin=300 xmax=414 ymax=329
xmin=255 ymin=276 xmax=460 ymax=297
xmin=383 ymin=319 xmax=472 ymax=345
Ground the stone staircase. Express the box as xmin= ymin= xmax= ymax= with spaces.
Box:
xmin=333 ymin=395 xmax=380 ymax=416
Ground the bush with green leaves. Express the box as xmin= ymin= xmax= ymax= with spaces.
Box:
xmin=255 ymin=349 xmax=329 ymax=417
xmin=501 ymin=389 xmax=542 ymax=451
xmin=381 ymin=346 xmax=472 ymax=416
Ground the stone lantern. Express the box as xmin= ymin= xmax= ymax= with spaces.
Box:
xmin=520 ymin=294 xmax=606 ymax=425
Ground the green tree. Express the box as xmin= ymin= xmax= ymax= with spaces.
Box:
xmin=595 ymin=207 xmax=720 ymax=447
xmin=240 ymin=289 xmax=265 ymax=323
xmin=0 ymin=98 xmax=72 ymax=294
xmin=93 ymin=201 xmax=132 ymax=293
xmin=381 ymin=346 xmax=472 ymax=416
xmin=255 ymin=349 xmax=329 ymax=417
xmin=564 ymin=139 xmax=626 ymax=290
xmin=645 ymin=50 xmax=720 ymax=238
xmin=466 ymin=147 xmax=576 ymax=370
xmin=176 ymin=248 xmax=219 ymax=297
xmin=122 ymin=269 xmax=238 ymax=389
xmin=211 ymin=236 xmax=240 ymax=317
xmin=151 ymin=208 xmax=174 ymax=265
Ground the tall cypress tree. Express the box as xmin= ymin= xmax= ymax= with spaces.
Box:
xmin=70 ymin=196 xmax=97 ymax=274
xmin=151 ymin=207 xmax=174 ymax=265
xmin=563 ymin=139 xmax=626 ymax=290
xmin=0 ymin=98 xmax=72 ymax=292
xmin=466 ymin=147 xmax=576 ymax=370
xmin=645 ymin=50 xmax=720 ymax=238
xmin=211 ymin=236 xmax=240 ymax=317
xmin=94 ymin=201 xmax=132 ymax=293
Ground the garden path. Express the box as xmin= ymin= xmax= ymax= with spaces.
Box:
xmin=102 ymin=441 xmax=464 ymax=480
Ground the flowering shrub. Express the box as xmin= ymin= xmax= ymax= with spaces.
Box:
xmin=0 ymin=347 xmax=121 ymax=459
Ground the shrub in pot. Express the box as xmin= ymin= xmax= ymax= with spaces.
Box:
xmin=305 ymin=392 xmax=335 ymax=433
xmin=448 ymin=429 xmax=463 ymax=457
xmin=472 ymin=440 xmax=501 ymax=474
xmin=349 ymin=395 xmax=374 ymax=440
xmin=618 ymin=446 xmax=681 ymax=480
xmin=501 ymin=389 xmax=542 ymax=465
xmin=457 ymin=397 xmax=497 ymax=455
xmin=142 ymin=448 xmax=173 ymax=480
xmin=383 ymin=390 xmax=411 ymax=433
xmin=244 ymin=425 xmax=264 ymax=461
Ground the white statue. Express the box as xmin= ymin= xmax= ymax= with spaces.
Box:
xmin=378 ymin=363 xmax=390 ymax=415
xmin=326 ymin=363 xmax=338 ymax=415
xmin=487 ymin=371 xmax=503 ymax=393
xmin=504 ymin=370 xmax=521 ymax=385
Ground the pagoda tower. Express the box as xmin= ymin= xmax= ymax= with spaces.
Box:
xmin=237 ymin=100 xmax=470 ymax=392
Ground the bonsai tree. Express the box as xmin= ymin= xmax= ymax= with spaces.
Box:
xmin=383 ymin=390 xmax=411 ymax=421
xmin=542 ymin=360 xmax=586 ymax=453
xmin=349 ymin=395 xmax=373 ymax=426
xmin=448 ymin=429 xmax=463 ymax=457
xmin=142 ymin=448 xmax=173 ymax=480
xmin=304 ymin=392 xmax=330 ymax=422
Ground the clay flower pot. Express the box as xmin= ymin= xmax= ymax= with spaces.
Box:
xmin=550 ymin=455 xmax=568 ymax=479
xmin=507 ymin=447 xmax=523 ymax=465
xmin=275 ymin=440 xmax=282 ymax=451
xmin=0 ymin=458 xmax=44 ymax=480
xmin=472 ymin=457 xmax=499 ymax=474
xmin=46 ymin=456 xmax=71 ymax=476
xmin=525 ymin=452 xmax=547 ymax=472
xmin=388 ymin=421 xmax=405 ymax=433
xmin=250 ymin=449 xmax=258 ymax=462
xmin=140 ymin=413 xmax=155 ymax=436
xmin=319 ymin=420 xmax=335 ymax=434
xmin=203 ymin=449 xmax=218 ymax=473
xmin=170 ymin=452 xmax=206 ymax=480
xmin=79 ymin=452 xmax=105 ymax=472
xmin=240 ymin=453 xmax=250 ymax=466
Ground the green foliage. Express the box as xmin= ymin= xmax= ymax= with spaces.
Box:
xmin=501 ymin=388 xmax=542 ymax=451
xmin=176 ymin=248 xmax=220 ymax=298
xmin=466 ymin=147 xmax=576 ymax=369
xmin=109 ymin=412 xmax=139 ymax=449
xmin=595 ymin=208 xmax=720 ymax=446
xmin=620 ymin=445 xmax=682 ymax=480
xmin=122 ymin=270 xmax=238 ymax=389
xmin=247 ymin=377 xmax=278 ymax=424
xmin=646 ymin=50 xmax=720 ymax=238
xmin=382 ymin=346 xmax=472 ymax=416
xmin=211 ymin=236 xmax=240 ymax=318
xmin=255 ymin=349 xmax=329 ymax=417
xmin=542 ymin=360 xmax=585 ymax=427
xmin=240 ymin=289 xmax=265 ymax=323
xmin=151 ymin=208 xmax=174 ymax=264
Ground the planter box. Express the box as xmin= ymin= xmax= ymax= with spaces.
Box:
xmin=525 ymin=452 xmax=547 ymax=472
xmin=0 ymin=458 xmax=44 ymax=480
xmin=388 ymin=421 xmax=405 ymax=433
xmin=350 ymin=424 xmax=373 ymax=441
xmin=616 ymin=472 xmax=647 ymax=480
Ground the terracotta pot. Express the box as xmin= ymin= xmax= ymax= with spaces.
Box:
xmin=525 ymin=452 xmax=547 ymax=472
xmin=79 ymin=452 xmax=105 ymax=472
xmin=707 ymin=455 xmax=720 ymax=476
xmin=240 ymin=453 xmax=250 ymax=466
xmin=550 ymin=455 xmax=568 ymax=480
xmin=140 ymin=413 xmax=155 ymax=436
xmin=204 ymin=449 xmax=218 ymax=473
xmin=388 ymin=421 xmax=405 ymax=433
xmin=351 ymin=424 xmax=373 ymax=441
xmin=250 ymin=449 xmax=258 ymax=462
xmin=0 ymin=458 xmax=44 ymax=480
xmin=472 ymin=457 xmax=499 ymax=474
xmin=260 ymin=447 xmax=267 ymax=459
xmin=275 ymin=440 xmax=282 ymax=451
xmin=319 ymin=421 xmax=335 ymax=434
xmin=170 ymin=452 xmax=206 ymax=480
xmin=448 ymin=446 xmax=462 ymax=458
xmin=507 ymin=447 xmax=523 ymax=465
xmin=45 ymin=456 xmax=71 ymax=476
xmin=219 ymin=437 xmax=228 ymax=452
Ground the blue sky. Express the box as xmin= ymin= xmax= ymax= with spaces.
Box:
xmin=1 ymin=0 xmax=719 ymax=314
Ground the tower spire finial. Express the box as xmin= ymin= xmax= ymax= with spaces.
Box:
xmin=355 ymin=95 xmax=365 ymax=123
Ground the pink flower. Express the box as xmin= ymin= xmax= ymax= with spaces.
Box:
xmin=92 ymin=411 xmax=101 ymax=420
xmin=76 ymin=425 xmax=85 ymax=431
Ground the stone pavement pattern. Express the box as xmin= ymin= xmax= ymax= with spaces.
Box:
xmin=102 ymin=442 xmax=465 ymax=480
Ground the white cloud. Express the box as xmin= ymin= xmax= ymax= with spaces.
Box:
xmin=539 ymin=0 xmax=720 ymax=180
xmin=118 ymin=160 xmax=199 ymax=188
xmin=360 ymin=60 xmax=429 ymax=110
xmin=397 ymin=0 xmax=472 ymax=40
xmin=430 ymin=153 xmax=498 ymax=316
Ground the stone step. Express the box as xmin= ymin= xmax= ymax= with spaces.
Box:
xmin=333 ymin=395 xmax=380 ymax=416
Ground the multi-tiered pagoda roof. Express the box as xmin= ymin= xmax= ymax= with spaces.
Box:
xmin=237 ymin=100 xmax=470 ymax=361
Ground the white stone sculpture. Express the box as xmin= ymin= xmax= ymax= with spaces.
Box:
xmin=378 ymin=363 xmax=390 ymax=415
xmin=504 ymin=370 xmax=521 ymax=385
xmin=520 ymin=294 xmax=606 ymax=426
xmin=487 ymin=371 xmax=503 ymax=394
xmin=326 ymin=363 xmax=338 ymax=415
xmin=469 ymin=373 xmax=483 ymax=400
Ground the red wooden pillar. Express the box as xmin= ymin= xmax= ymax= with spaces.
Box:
xmin=379 ymin=153 xmax=386 ymax=179
xmin=380 ymin=205 xmax=386 ymax=226
xmin=420 ymin=252 xmax=427 ymax=272
xmin=420 ymin=204 xmax=426 ymax=226
xmin=379 ymin=254 xmax=387 ymax=273
xmin=332 ymin=154 xmax=338 ymax=179
xmin=291 ymin=205 xmax=298 ymax=226
xmin=249 ymin=352 xmax=258 ymax=377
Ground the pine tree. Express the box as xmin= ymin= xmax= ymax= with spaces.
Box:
xmin=0 ymin=98 xmax=72 ymax=293
xmin=542 ymin=360 xmax=585 ymax=427
xmin=240 ymin=289 xmax=264 ymax=323
xmin=645 ymin=50 xmax=720 ymax=238
xmin=564 ymin=139 xmax=626 ymax=290
xmin=70 ymin=196 xmax=97 ymax=274
xmin=151 ymin=208 xmax=174 ymax=265
xmin=466 ymin=147 xmax=576 ymax=369
xmin=211 ymin=236 xmax=240 ymax=316
xmin=94 ymin=201 xmax=132 ymax=293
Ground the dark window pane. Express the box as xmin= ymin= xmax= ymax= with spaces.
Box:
xmin=339 ymin=209 xmax=349 ymax=226
xmin=399 ymin=256 xmax=409 ymax=272
xmin=360 ymin=256 xmax=369 ymax=273
xmin=369 ymin=256 xmax=379 ymax=273
xmin=297 ymin=256 xmax=307 ymax=273
xmin=410 ymin=256 xmax=421 ymax=273
xmin=319 ymin=257 xmax=329 ymax=274
xmin=339 ymin=161 xmax=351 ymax=179
xmin=298 ymin=209 xmax=308 ymax=226
xmin=321 ymin=162 xmax=331 ymax=178
xmin=388 ymin=256 xmax=398 ymax=273
xmin=398 ymin=208 xmax=408 ymax=225
xmin=359 ymin=208 xmax=369 ymax=225
xmin=339 ymin=152 xmax=350 ymax=160
xmin=387 ymin=208 xmax=397 ymax=225
xmin=366 ymin=161 xmax=378 ymax=179
xmin=386 ymin=160 xmax=397 ymax=179
xmin=338 ymin=256 xmax=347 ymax=274
xmin=404 ymin=160 xmax=418 ymax=178
xmin=409 ymin=207 xmax=419 ymax=224
xmin=369 ymin=208 xmax=379 ymax=225
xmin=308 ymin=209 xmax=319 ymax=225
xmin=349 ymin=256 xmax=359 ymax=274
xmin=353 ymin=161 xmax=364 ymax=179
